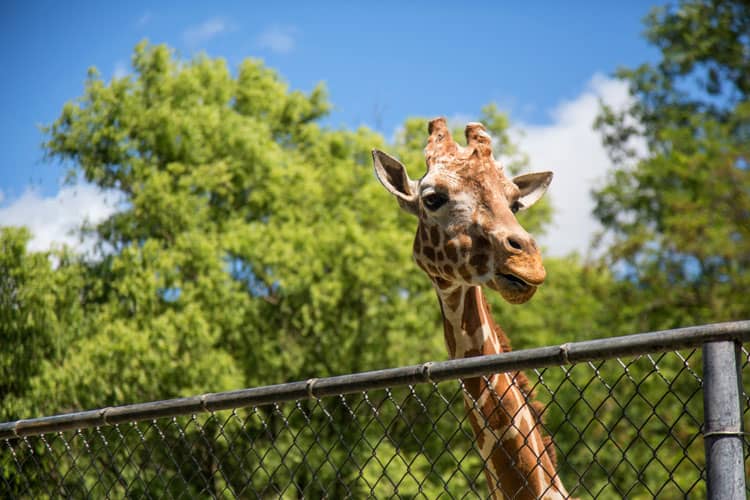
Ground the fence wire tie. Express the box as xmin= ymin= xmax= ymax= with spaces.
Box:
xmin=100 ymin=408 xmax=112 ymax=426
xmin=703 ymin=425 xmax=747 ymax=438
xmin=306 ymin=378 xmax=319 ymax=400
xmin=199 ymin=394 xmax=209 ymax=412
xmin=559 ymin=343 xmax=571 ymax=364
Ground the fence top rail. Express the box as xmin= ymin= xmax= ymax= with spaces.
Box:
xmin=1 ymin=320 xmax=749 ymax=440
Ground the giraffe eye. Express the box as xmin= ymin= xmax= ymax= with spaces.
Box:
xmin=510 ymin=201 xmax=522 ymax=214
xmin=422 ymin=192 xmax=449 ymax=211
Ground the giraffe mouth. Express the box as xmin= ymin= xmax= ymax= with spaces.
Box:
xmin=498 ymin=273 xmax=532 ymax=288
xmin=491 ymin=272 xmax=538 ymax=304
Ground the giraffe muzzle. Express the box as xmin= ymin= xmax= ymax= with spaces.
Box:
xmin=498 ymin=247 xmax=547 ymax=286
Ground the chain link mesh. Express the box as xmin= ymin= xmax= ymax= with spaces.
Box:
xmin=0 ymin=347 xmax=742 ymax=498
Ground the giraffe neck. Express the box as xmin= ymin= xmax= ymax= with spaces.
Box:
xmin=435 ymin=283 xmax=569 ymax=500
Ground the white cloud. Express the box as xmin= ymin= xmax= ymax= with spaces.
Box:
xmin=113 ymin=60 xmax=128 ymax=80
xmin=257 ymin=25 xmax=297 ymax=54
xmin=513 ymin=74 xmax=643 ymax=257
xmin=183 ymin=17 xmax=233 ymax=47
xmin=0 ymin=183 xmax=120 ymax=253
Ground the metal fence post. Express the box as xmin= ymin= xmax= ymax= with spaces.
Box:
xmin=703 ymin=340 xmax=746 ymax=499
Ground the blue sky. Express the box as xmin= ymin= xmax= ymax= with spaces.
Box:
xmin=0 ymin=1 xmax=658 ymax=255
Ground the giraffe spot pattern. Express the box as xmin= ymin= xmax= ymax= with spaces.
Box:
xmin=459 ymin=264 xmax=473 ymax=282
xmin=439 ymin=286 xmax=565 ymax=499
xmin=474 ymin=234 xmax=491 ymax=252
xmin=445 ymin=242 xmax=458 ymax=262
xmin=430 ymin=226 xmax=441 ymax=246
xmin=435 ymin=277 xmax=453 ymax=290
xmin=443 ymin=320 xmax=456 ymax=357
xmin=476 ymin=261 xmax=489 ymax=276
xmin=445 ymin=287 xmax=463 ymax=311
xmin=419 ymin=224 xmax=428 ymax=243
xmin=470 ymin=253 xmax=488 ymax=268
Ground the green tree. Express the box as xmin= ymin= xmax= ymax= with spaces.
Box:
xmin=594 ymin=0 xmax=750 ymax=330
xmin=558 ymin=2 xmax=750 ymax=495
xmin=3 ymin=41 xmax=465 ymax=497
xmin=0 ymin=228 xmax=85 ymax=421
xmin=37 ymin=41 xmax=442 ymax=407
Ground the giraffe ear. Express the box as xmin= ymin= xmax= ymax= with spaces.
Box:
xmin=512 ymin=171 xmax=553 ymax=211
xmin=372 ymin=150 xmax=419 ymax=216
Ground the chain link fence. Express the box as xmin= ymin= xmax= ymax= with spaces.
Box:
xmin=2 ymin=321 xmax=749 ymax=499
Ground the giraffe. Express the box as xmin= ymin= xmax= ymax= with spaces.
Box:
xmin=372 ymin=117 xmax=570 ymax=499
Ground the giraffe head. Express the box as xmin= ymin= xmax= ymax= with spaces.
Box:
xmin=373 ymin=117 xmax=552 ymax=304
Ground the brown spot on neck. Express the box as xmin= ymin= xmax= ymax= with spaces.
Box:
xmin=443 ymin=286 xmax=463 ymax=311
xmin=429 ymin=226 xmax=441 ymax=246
xmin=469 ymin=253 xmax=489 ymax=271
xmin=461 ymin=287 xmax=483 ymax=340
xmin=458 ymin=264 xmax=473 ymax=283
xmin=434 ymin=276 xmax=454 ymax=290
xmin=445 ymin=241 xmax=458 ymax=262
xmin=442 ymin=317 xmax=457 ymax=357
xmin=441 ymin=263 xmax=454 ymax=277
xmin=474 ymin=234 xmax=491 ymax=252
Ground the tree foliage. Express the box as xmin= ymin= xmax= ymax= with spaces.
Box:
xmin=595 ymin=0 xmax=750 ymax=329
xmin=28 ymin=41 xmax=461 ymax=414
xmin=0 ymin=228 xmax=85 ymax=420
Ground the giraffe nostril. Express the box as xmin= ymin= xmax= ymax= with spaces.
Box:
xmin=507 ymin=237 xmax=523 ymax=251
